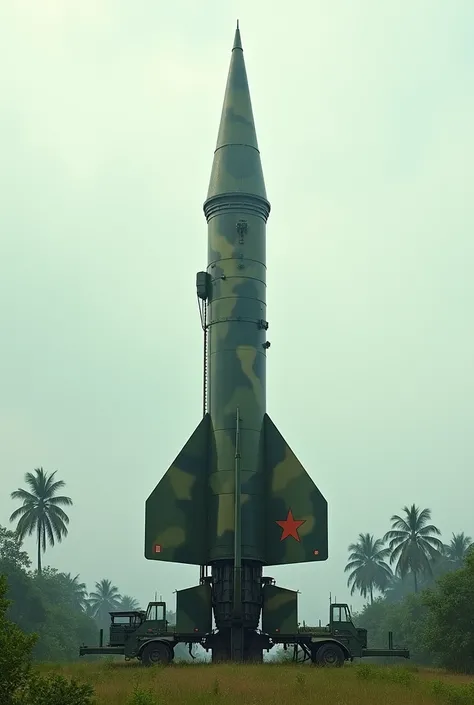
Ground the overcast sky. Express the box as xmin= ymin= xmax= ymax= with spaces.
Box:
xmin=1 ymin=0 xmax=473 ymax=623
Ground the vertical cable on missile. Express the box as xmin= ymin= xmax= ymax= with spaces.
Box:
xmin=203 ymin=302 xmax=208 ymax=417
xmin=199 ymin=295 xmax=209 ymax=582
xmin=233 ymin=407 xmax=242 ymax=619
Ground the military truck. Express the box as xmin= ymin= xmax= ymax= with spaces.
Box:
xmin=79 ymin=595 xmax=409 ymax=666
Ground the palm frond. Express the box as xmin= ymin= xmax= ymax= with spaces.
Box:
xmin=48 ymin=510 xmax=69 ymax=540
xmin=418 ymin=524 xmax=441 ymax=536
xmin=416 ymin=507 xmax=432 ymax=525
xmin=388 ymin=515 xmax=410 ymax=532
xmin=44 ymin=479 xmax=66 ymax=496
xmin=48 ymin=494 xmax=73 ymax=507
xmin=48 ymin=505 xmax=71 ymax=524
xmin=344 ymin=563 xmax=363 ymax=585
xmin=43 ymin=514 xmax=55 ymax=547
xmin=9 ymin=505 xmax=32 ymax=522
xmin=10 ymin=489 xmax=37 ymax=503
xmin=15 ymin=511 xmax=37 ymax=541
xmin=384 ymin=529 xmax=407 ymax=543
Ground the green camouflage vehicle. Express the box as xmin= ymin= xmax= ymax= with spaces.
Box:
xmin=79 ymin=593 xmax=409 ymax=666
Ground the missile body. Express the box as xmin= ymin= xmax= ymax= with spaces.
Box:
xmin=203 ymin=26 xmax=269 ymax=646
xmin=145 ymin=24 xmax=328 ymax=662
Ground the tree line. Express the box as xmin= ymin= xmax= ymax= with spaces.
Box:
xmin=345 ymin=504 xmax=474 ymax=673
xmin=4 ymin=467 xmax=474 ymax=672
xmin=1 ymin=467 xmax=168 ymax=662
xmin=344 ymin=504 xmax=472 ymax=602
xmin=0 ymin=523 xmax=156 ymax=662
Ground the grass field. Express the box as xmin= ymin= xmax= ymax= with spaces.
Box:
xmin=37 ymin=661 xmax=474 ymax=705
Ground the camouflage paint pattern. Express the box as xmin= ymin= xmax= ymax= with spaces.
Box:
xmin=144 ymin=414 xmax=212 ymax=565
xmin=144 ymin=23 xmax=328 ymax=657
xmin=175 ymin=583 xmax=212 ymax=634
xmin=145 ymin=24 xmax=327 ymax=569
xmin=261 ymin=584 xmax=298 ymax=635
xmin=204 ymin=24 xmax=269 ymax=563
xmin=264 ymin=414 xmax=328 ymax=564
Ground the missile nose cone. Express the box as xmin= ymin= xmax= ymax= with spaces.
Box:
xmin=233 ymin=20 xmax=242 ymax=50
xmin=204 ymin=22 xmax=269 ymax=208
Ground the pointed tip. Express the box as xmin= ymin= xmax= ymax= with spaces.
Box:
xmin=233 ymin=20 xmax=242 ymax=50
xmin=204 ymin=20 xmax=268 ymax=206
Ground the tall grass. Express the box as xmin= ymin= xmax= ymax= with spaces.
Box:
xmin=35 ymin=661 xmax=474 ymax=705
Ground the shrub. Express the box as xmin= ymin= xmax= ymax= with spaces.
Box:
xmin=126 ymin=684 xmax=157 ymax=705
xmin=0 ymin=573 xmax=95 ymax=705
xmin=429 ymin=679 xmax=474 ymax=705
xmin=20 ymin=673 xmax=95 ymax=705
xmin=354 ymin=663 xmax=377 ymax=680
xmin=0 ymin=574 xmax=37 ymax=705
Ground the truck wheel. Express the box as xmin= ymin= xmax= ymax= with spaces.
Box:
xmin=141 ymin=642 xmax=172 ymax=666
xmin=314 ymin=643 xmax=345 ymax=667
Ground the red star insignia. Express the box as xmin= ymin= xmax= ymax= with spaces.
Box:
xmin=276 ymin=509 xmax=305 ymax=542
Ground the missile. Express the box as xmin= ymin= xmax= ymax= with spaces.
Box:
xmin=145 ymin=22 xmax=328 ymax=662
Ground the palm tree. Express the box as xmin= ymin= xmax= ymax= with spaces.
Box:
xmin=62 ymin=573 xmax=88 ymax=610
xmin=9 ymin=467 xmax=73 ymax=573
xmin=344 ymin=533 xmax=393 ymax=603
xmin=83 ymin=600 xmax=97 ymax=620
xmin=88 ymin=579 xmax=122 ymax=624
xmin=120 ymin=595 xmax=140 ymax=611
xmin=443 ymin=532 xmax=473 ymax=569
xmin=384 ymin=504 xmax=443 ymax=592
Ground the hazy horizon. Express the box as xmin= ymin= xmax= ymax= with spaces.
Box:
xmin=1 ymin=0 xmax=473 ymax=624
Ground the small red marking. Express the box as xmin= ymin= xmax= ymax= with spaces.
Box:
xmin=313 ymin=550 xmax=319 ymax=556
xmin=154 ymin=544 xmax=162 ymax=553
xmin=276 ymin=509 xmax=306 ymax=542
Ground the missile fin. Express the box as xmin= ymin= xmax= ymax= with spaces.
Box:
xmin=262 ymin=583 xmax=298 ymax=635
xmin=144 ymin=414 xmax=211 ymax=565
xmin=263 ymin=413 xmax=328 ymax=565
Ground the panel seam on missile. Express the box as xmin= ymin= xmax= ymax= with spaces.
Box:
xmin=207 ymin=295 xmax=267 ymax=305
xmin=208 ymin=258 xmax=267 ymax=269
xmin=208 ymin=347 xmax=267 ymax=355
xmin=209 ymin=279 xmax=267 ymax=288
xmin=213 ymin=143 xmax=261 ymax=153
xmin=207 ymin=319 xmax=268 ymax=327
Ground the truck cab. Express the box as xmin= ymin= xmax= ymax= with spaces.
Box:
xmin=109 ymin=610 xmax=146 ymax=646
xmin=327 ymin=603 xmax=367 ymax=655
xmin=296 ymin=603 xmax=369 ymax=664
xmin=106 ymin=602 xmax=169 ymax=649
xmin=296 ymin=602 xmax=408 ymax=665
xmin=141 ymin=601 xmax=169 ymax=635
